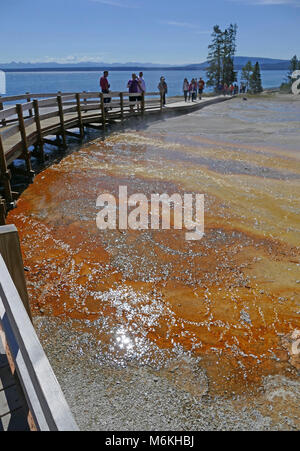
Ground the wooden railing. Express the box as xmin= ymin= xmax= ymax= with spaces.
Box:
xmin=0 ymin=91 xmax=162 ymax=212
xmin=0 ymin=224 xmax=79 ymax=431
xmin=0 ymin=90 xmax=162 ymax=127
xmin=0 ymin=90 xmax=232 ymax=219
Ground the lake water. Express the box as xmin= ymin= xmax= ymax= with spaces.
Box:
xmin=3 ymin=69 xmax=287 ymax=98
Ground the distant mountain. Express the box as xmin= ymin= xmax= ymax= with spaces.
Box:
xmin=0 ymin=56 xmax=291 ymax=72
xmin=0 ymin=61 xmax=174 ymax=71
xmin=235 ymin=56 xmax=289 ymax=66
xmin=183 ymin=56 xmax=290 ymax=71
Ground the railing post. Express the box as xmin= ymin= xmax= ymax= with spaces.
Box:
xmin=141 ymin=92 xmax=145 ymax=117
xmin=83 ymin=90 xmax=87 ymax=113
xmin=57 ymin=95 xmax=67 ymax=149
xmin=76 ymin=93 xmax=84 ymax=139
xmin=0 ymin=224 xmax=32 ymax=321
xmin=120 ymin=92 xmax=124 ymax=121
xmin=16 ymin=104 xmax=35 ymax=181
xmin=26 ymin=92 xmax=33 ymax=118
xmin=100 ymin=93 xmax=106 ymax=129
xmin=0 ymin=135 xmax=13 ymax=206
xmin=0 ymin=200 xmax=6 ymax=225
xmin=0 ymin=97 xmax=6 ymax=127
xmin=33 ymin=100 xmax=45 ymax=162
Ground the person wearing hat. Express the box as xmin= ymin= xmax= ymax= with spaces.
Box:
xmin=158 ymin=76 xmax=168 ymax=107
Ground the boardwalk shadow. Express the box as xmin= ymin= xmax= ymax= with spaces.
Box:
xmin=0 ymin=341 xmax=30 ymax=431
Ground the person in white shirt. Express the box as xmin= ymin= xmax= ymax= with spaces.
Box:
xmin=138 ymin=72 xmax=146 ymax=93
xmin=183 ymin=78 xmax=189 ymax=102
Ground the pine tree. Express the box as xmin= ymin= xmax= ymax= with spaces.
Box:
xmin=241 ymin=61 xmax=253 ymax=90
xmin=250 ymin=62 xmax=263 ymax=93
xmin=288 ymin=55 xmax=299 ymax=82
xmin=206 ymin=24 xmax=238 ymax=90
xmin=206 ymin=25 xmax=223 ymax=88
xmin=281 ymin=55 xmax=300 ymax=92
xmin=222 ymin=24 xmax=238 ymax=86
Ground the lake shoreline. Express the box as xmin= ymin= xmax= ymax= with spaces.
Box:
xmin=4 ymin=69 xmax=288 ymax=98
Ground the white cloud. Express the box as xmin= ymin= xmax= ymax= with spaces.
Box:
xmin=230 ymin=0 xmax=300 ymax=5
xmin=90 ymin=0 xmax=139 ymax=8
xmin=29 ymin=54 xmax=108 ymax=64
xmin=159 ymin=21 xmax=210 ymax=34
xmin=160 ymin=20 xmax=197 ymax=28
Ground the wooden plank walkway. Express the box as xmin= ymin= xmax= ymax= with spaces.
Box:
xmin=0 ymin=337 xmax=30 ymax=431
xmin=0 ymin=90 xmax=231 ymax=222
xmin=1 ymin=100 xmax=216 ymax=157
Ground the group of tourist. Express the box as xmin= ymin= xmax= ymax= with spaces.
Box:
xmin=100 ymin=71 xmax=168 ymax=111
xmin=183 ymin=78 xmax=206 ymax=102
xmin=99 ymin=71 xmax=247 ymax=111
xmin=100 ymin=70 xmax=145 ymax=112
xmin=239 ymin=82 xmax=247 ymax=94
xmin=217 ymin=82 xmax=246 ymax=96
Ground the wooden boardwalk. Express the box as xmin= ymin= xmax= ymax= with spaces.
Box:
xmin=0 ymin=90 xmax=231 ymax=220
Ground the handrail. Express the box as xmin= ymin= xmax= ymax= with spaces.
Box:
xmin=0 ymin=91 xmax=159 ymax=122
xmin=0 ymin=90 xmax=161 ymax=104
xmin=0 ymin=106 xmax=17 ymax=121
xmin=0 ymin=92 xmax=78 ymax=103
xmin=0 ymin=225 xmax=79 ymax=431
xmin=0 ymin=225 xmax=31 ymax=319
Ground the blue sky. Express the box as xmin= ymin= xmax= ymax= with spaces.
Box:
xmin=0 ymin=0 xmax=299 ymax=64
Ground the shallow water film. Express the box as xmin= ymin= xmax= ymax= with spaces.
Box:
xmin=8 ymin=95 xmax=300 ymax=430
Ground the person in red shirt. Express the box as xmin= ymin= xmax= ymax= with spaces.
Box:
xmin=198 ymin=78 xmax=205 ymax=100
xmin=100 ymin=71 xmax=111 ymax=108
